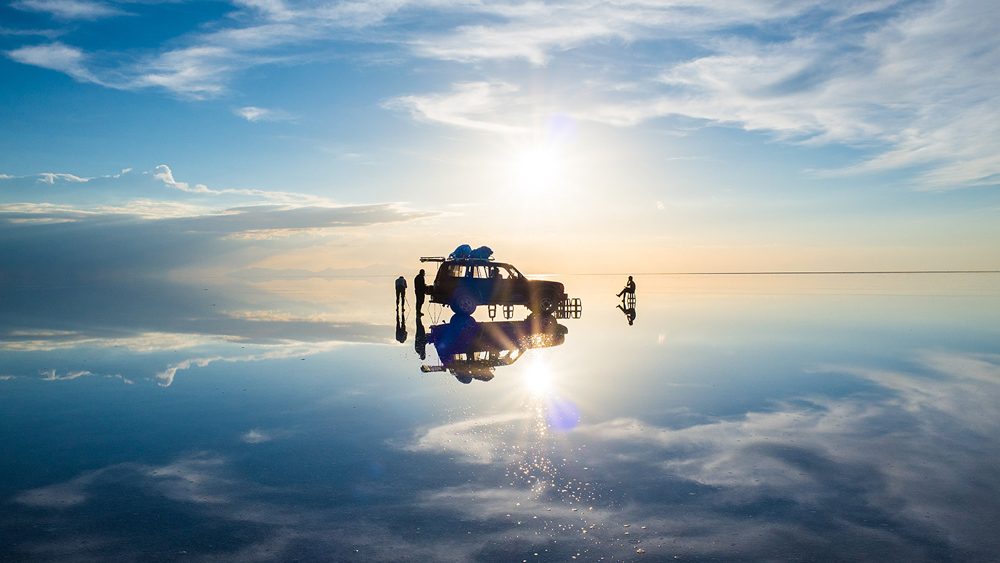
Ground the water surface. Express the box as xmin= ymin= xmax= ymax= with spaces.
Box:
xmin=2 ymin=273 xmax=999 ymax=561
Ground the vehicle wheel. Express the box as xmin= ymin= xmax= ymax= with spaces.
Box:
xmin=449 ymin=313 xmax=478 ymax=335
xmin=532 ymin=291 xmax=558 ymax=314
xmin=536 ymin=314 xmax=555 ymax=331
xmin=451 ymin=291 xmax=477 ymax=315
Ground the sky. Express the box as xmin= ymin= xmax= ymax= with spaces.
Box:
xmin=2 ymin=0 xmax=1000 ymax=279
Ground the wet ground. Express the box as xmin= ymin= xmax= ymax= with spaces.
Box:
xmin=2 ymin=273 xmax=999 ymax=561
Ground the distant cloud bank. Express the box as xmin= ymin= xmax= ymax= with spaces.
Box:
xmin=0 ymin=165 xmax=435 ymax=283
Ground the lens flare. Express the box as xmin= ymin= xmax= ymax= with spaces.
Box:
xmin=546 ymin=397 xmax=580 ymax=433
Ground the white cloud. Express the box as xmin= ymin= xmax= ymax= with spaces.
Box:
xmin=383 ymin=82 xmax=529 ymax=134
xmin=9 ymin=452 xmax=495 ymax=562
xmin=12 ymin=350 xmax=1000 ymax=560
xmin=236 ymin=106 xmax=270 ymax=121
xmin=4 ymin=0 xmax=998 ymax=187
xmin=148 ymin=455 xmax=231 ymax=504
xmin=132 ymin=46 xmax=234 ymax=98
xmin=151 ymin=164 xmax=322 ymax=203
xmin=17 ymin=454 xmax=241 ymax=508
xmin=11 ymin=0 xmax=127 ymax=20
xmin=230 ymin=0 xmax=296 ymax=22
xmin=154 ymin=342 xmax=347 ymax=386
xmin=580 ymin=0 xmax=1000 ymax=188
xmin=0 ymin=27 xmax=62 ymax=39
xmin=399 ymin=350 xmax=1000 ymax=558
xmin=402 ymin=0 xmax=999 ymax=188
xmin=235 ymin=106 xmax=293 ymax=122
xmin=15 ymin=471 xmax=98 ymax=508
xmin=35 ymin=368 xmax=131 ymax=382
xmin=37 ymin=172 xmax=90 ymax=184
xmin=0 ymin=331 xmax=213 ymax=352
xmin=4 ymin=42 xmax=100 ymax=84
xmin=241 ymin=429 xmax=272 ymax=443
xmin=410 ymin=19 xmax=614 ymax=66
xmin=405 ymin=412 xmax=529 ymax=464
xmin=40 ymin=369 xmax=92 ymax=380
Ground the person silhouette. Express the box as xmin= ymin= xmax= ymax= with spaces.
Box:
xmin=414 ymin=314 xmax=427 ymax=360
xmin=617 ymin=302 xmax=636 ymax=326
xmin=414 ymin=269 xmax=426 ymax=316
xmin=395 ymin=275 xmax=407 ymax=311
xmin=616 ymin=276 xmax=635 ymax=300
xmin=396 ymin=308 xmax=408 ymax=343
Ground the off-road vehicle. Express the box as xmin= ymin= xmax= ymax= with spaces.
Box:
xmin=419 ymin=255 xmax=567 ymax=315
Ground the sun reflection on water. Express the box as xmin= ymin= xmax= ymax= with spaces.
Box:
xmin=522 ymin=358 xmax=555 ymax=397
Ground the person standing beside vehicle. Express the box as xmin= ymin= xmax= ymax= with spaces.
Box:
xmin=395 ymin=275 xmax=407 ymax=311
xmin=414 ymin=269 xmax=427 ymax=316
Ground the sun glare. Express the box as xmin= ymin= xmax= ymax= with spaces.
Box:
xmin=511 ymin=145 xmax=563 ymax=190
xmin=522 ymin=360 xmax=554 ymax=396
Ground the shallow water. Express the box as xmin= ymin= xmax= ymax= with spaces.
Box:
xmin=2 ymin=273 xmax=999 ymax=561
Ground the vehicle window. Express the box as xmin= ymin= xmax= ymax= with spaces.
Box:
xmin=445 ymin=263 xmax=517 ymax=279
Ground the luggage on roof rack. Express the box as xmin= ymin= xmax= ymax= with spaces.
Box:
xmin=447 ymin=245 xmax=494 ymax=261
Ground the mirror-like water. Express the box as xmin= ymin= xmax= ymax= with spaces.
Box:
xmin=2 ymin=273 xmax=999 ymax=561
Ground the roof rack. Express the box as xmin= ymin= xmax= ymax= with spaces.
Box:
xmin=420 ymin=256 xmax=497 ymax=263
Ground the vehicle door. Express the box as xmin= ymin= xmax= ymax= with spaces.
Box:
xmin=433 ymin=262 xmax=464 ymax=302
xmin=496 ymin=265 xmax=526 ymax=303
xmin=462 ymin=263 xmax=494 ymax=302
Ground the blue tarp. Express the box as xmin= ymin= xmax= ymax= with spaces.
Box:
xmin=448 ymin=245 xmax=493 ymax=261
xmin=470 ymin=246 xmax=493 ymax=260
xmin=448 ymin=244 xmax=472 ymax=260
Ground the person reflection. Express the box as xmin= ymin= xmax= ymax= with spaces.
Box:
xmin=414 ymin=314 xmax=426 ymax=360
xmin=617 ymin=302 xmax=636 ymax=325
xmin=396 ymin=308 xmax=408 ymax=343
xmin=414 ymin=269 xmax=426 ymax=316
xmin=616 ymin=275 xmax=636 ymax=326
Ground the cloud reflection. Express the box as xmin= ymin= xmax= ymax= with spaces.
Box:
xmin=0 ymin=278 xmax=393 ymax=384
xmin=401 ymin=350 xmax=1000 ymax=560
xmin=7 ymin=350 xmax=1000 ymax=560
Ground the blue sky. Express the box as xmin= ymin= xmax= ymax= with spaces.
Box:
xmin=2 ymin=0 xmax=999 ymax=276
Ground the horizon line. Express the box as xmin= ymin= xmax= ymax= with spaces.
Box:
xmin=561 ymin=270 xmax=1000 ymax=276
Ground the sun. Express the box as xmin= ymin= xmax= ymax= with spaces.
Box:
xmin=511 ymin=144 xmax=563 ymax=191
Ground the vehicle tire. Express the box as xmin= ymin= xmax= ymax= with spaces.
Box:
xmin=451 ymin=291 xmax=477 ymax=315
xmin=449 ymin=313 xmax=478 ymax=335
xmin=532 ymin=291 xmax=558 ymax=314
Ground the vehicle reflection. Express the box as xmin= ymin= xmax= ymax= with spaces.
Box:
xmin=420 ymin=314 xmax=568 ymax=384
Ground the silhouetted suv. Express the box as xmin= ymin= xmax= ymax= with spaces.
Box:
xmin=419 ymin=257 xmax=567 ymax=315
